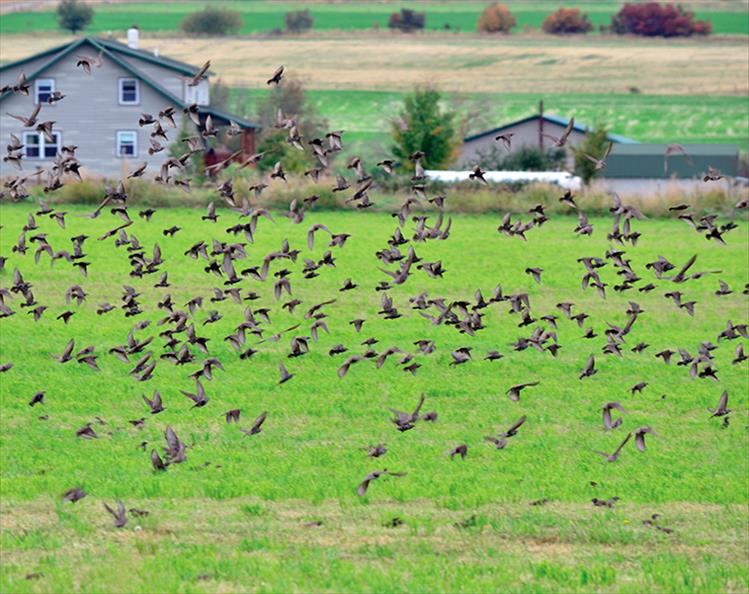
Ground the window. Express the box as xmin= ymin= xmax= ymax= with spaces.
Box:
xmin=44 ymin=133 xmax=61 ymax=158
xmin=118 ymin=78 xmax=139 ymax=105
xmin=23 ymin=132 xmax=60 ymax=159
xmin=23 ymin=133 xmax=40 ymax=158
xmin=35 ymin=79 xmax=54 ymax=104
xmin=116 ymin=131 xmax=137 ymax=157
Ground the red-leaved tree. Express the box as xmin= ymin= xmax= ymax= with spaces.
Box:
xmin=610 ymin=3 xmax=711 ymax=37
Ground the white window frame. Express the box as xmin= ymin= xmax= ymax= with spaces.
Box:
xmin=22 ymin=131 xmax=61 ymax=159
xmin=118 ymin=78 xmax=140 ymax=105
xmin=43 ymin=132 xmax=62 ymax=158
xmin=34 ymin=78 xmax=55 ymax=105
xmin=22 ymin=132 xmax=41 ymax=159
xmin=116 ymin=130 xmax=138 ymax=158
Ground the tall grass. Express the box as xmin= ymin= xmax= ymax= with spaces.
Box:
xmin=16 ymin=176 xmax=746 ymax=218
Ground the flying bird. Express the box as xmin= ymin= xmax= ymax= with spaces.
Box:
xmin=579 ymin=354 xmax=597 ymax=379
xmin=267 ymin=65 xmax=284 ymax=85
xmin=708 ymin=391 xmax=730 ymax=417
xmin=356 ymin=469 xmax=406 ymax=496
xmin=495 ymin=133 xmax=514 ymax=151
xmin=76 ymin=51 xmax=104 ymax=74
xmin=592 ymin=432 xmax=632 ymax=462
xmin=180 ymin=60 xmax=211 ymax=87
xmin=633 ymin=426 xmax=656 ymax=452
xmin=543 ymin=117 xmax=575 ymax=147
xmin=584 ymin=141 xmax=614 ymax=170
xmin=240 ymin=411 xmax=268 ymax=436
xmin=602 ymin=402 xmax=625 ymax=430
xmin=506 ymin=381 xmax=539 ymax=402
xmin=103 ymin=500 xmax=128 ymax=528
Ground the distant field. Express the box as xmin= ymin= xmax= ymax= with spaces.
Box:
xmin=230 ymin=88 xmax=749 ymax=160
xmin=4 ymin=33 xmax=744 ymax=98
xmin=2 ymin=29 xmax=745 ymax=161
xmin=1 ymin=1 xmax=747 ymax=35
xmin=3 ymin=28 xmax=747 ymax=97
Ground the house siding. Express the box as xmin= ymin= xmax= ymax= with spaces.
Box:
xmin=115 ymin=54 xmax=186 ymax=101
xmin=1 ymin=56 xmax=193 ymax=178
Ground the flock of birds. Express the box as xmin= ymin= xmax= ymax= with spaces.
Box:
xmin=0 ymin=56 xmax=747 ymax=531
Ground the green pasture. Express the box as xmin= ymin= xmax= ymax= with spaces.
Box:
xmin=1 ymin=1 xmax=747 ymax=36
xmin=0 ymin=202 xmax=747 ymax=592
xmin=229 ymin=88 xmax=749 ymax=160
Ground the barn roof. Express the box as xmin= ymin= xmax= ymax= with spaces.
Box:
xmin=463 ymin=114 xmax=638 ymax=145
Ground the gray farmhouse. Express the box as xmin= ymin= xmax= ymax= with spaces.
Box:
xmin=0 ymin=35 xmax=259 ymax=179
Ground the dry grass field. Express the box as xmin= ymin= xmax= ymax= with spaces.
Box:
xmin=1 ymin=33 xmax=747 ymax=95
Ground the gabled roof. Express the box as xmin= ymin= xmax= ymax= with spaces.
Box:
xmin=463 ymin=113 xmax=638 ymax=145
xmin=0 ymin=39 xmax=74 ymax=73
xmin=95 ymin=37 xmax=211 ymax=78
xmin=0 ymin=36 xmax=206 ymax=77
xmin=0 ymin=37 xmax=191 ymax=106
xmin=0 ymin=37 xmax=259 ymax=130
xmin=1 ymin=37 xmax=89 ymax=102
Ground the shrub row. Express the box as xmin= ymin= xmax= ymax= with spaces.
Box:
xmin=58 ymin=1 xmax=714 ymax=38
xmin=14 ymin=176 xmax=740 ymax=218
xmin=476 ymin=2 xmax=711 ymax=36
xmin=175 ymin=4 xmax=712 ymax=38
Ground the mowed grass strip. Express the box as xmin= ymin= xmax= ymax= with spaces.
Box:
xmin=0 ymin=204 xmax=746 ymax=592
xmin=1 ymin=499 xmax=748 ymax=592
xmin=1 ymin=1 xmax=747 ymax=35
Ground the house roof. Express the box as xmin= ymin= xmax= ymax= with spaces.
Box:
xmin=463 ymin=114 xmax=638 ymax=145
xmin=94 ymin=37 xmax=210 ymax=77
xmin=200 ymin=106 xmax=261 ymax=130
xmin=0 ymin=36 xmax=206 ymax=78
xmin=0 ymin=37 xmax=259 ymax=130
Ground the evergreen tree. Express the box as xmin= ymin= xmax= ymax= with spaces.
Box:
xmin=56 ymin=0 xmax=94 ymax=34
xmin=391 ymin=87 xmax=459 ymax=172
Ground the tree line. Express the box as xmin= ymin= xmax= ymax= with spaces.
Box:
xmin=56 ymin=1 xmax=713 ymax=38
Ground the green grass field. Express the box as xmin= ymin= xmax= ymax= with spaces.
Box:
xmin=0 ymin=202 xmax=747 ymax=592
xmin=229 ymin=88 xmax=749 ymax=160
xmin=1 ymin=1 xmax=747 ymax=36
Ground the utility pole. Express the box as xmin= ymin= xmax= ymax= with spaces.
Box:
xmin=538 ymin=100 xmax=544 ymax=152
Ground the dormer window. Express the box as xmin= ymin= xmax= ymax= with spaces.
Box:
xmin=119 ymin=78 xmax=139 ymax=105
xmin=35 ymin=79 xmax=54 ymax=104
